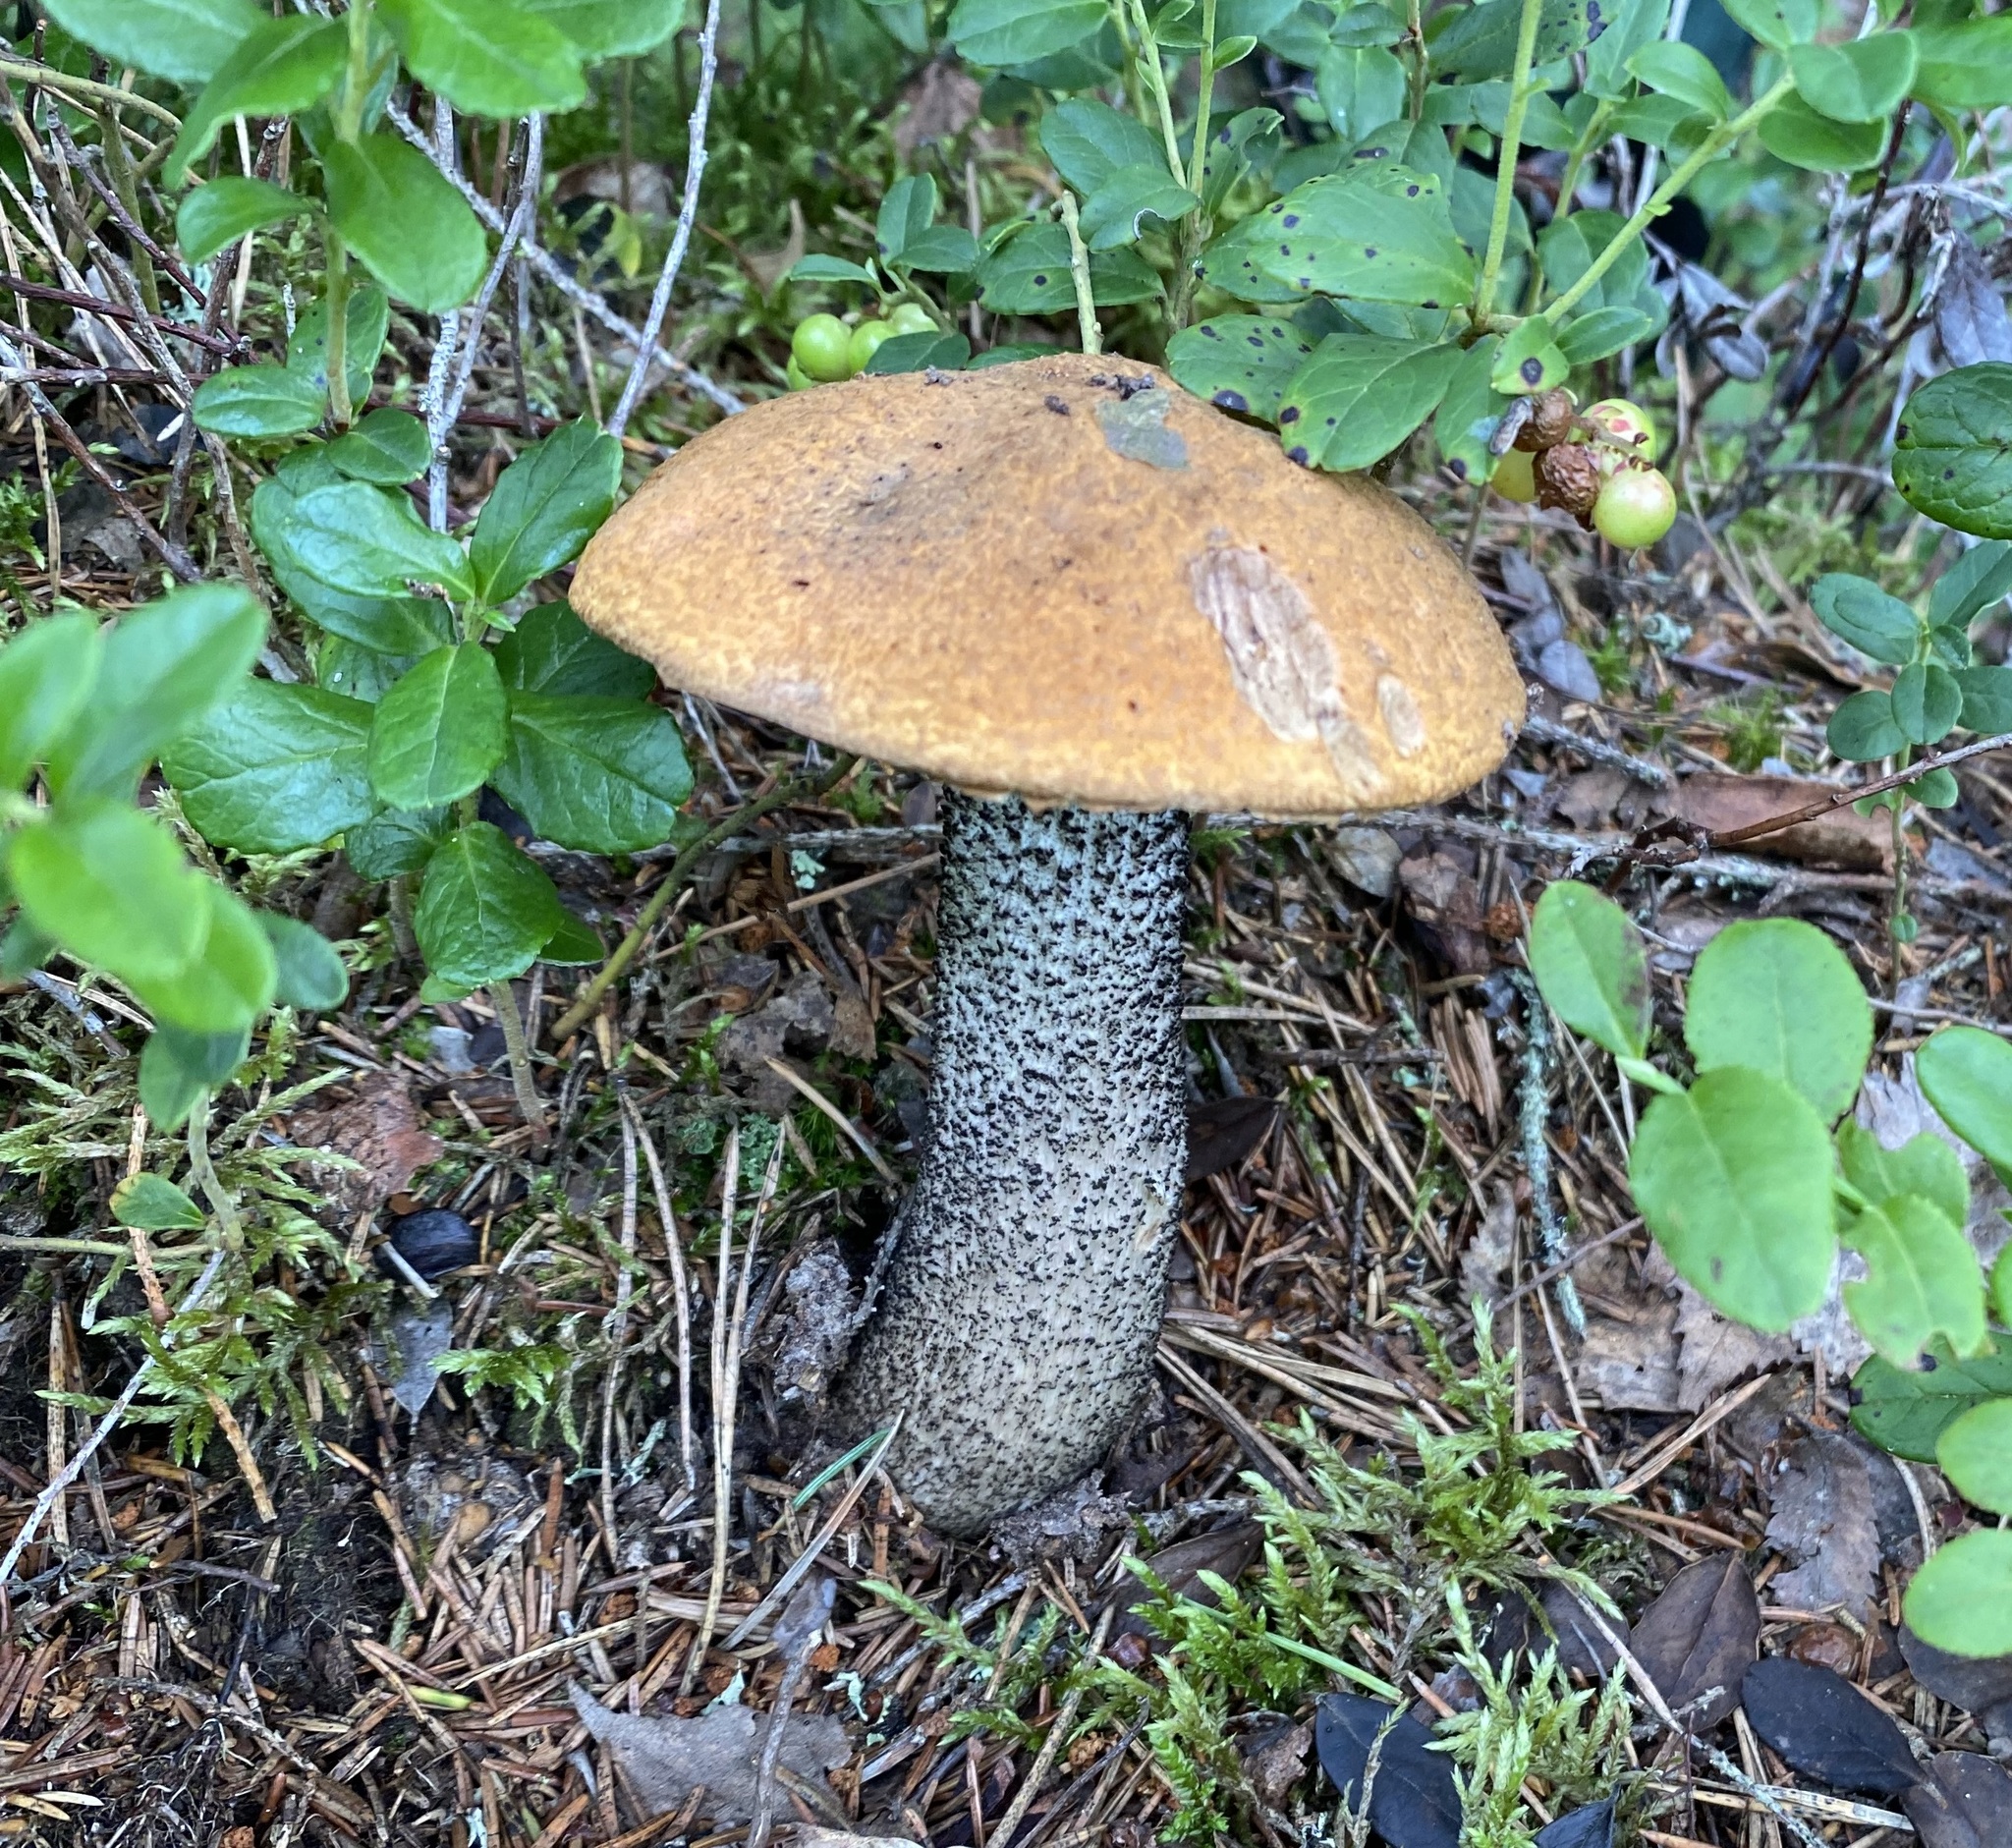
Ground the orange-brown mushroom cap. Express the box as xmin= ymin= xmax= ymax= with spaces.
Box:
xmin=571 ymin=352 xmax=1524 ymax=816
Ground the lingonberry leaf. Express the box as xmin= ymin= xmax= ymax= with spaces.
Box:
xmin=176 ymin=177 xmax=314 ymax=267
xmin=1809 ymin=573 xmax=1920 ymax=664
xmin=42 ymin=0 xmax=262 ymax=84
xmin=1273 ymin=335 xmax=1461 ymax=471
xmin=259 ymin=913 xmax=349 ymax=1011
xmin=493 ymin=601 xmax=655 ymax=699
xmin=129 ymin=879 xmax=278 ymax=1036
xmin=1834 ymin=1123 xmax=1969 ymax=1227
xmin=109 ymin=1172 xmax=206 ymax=1232
xmin=367 ymin=644 xmax=509 ymax=810
xmin=1893 ymin=364 xmax=2012 ymax=540
xmin=470 ymin=420 xmax=624 ymax=605
xmin=489 ymin=693 xmax=693 ymax=854
xmin=323 ymin=131 xmax=490 ymax=314
xmin=413 ymin=821 xmax=566 ymax=991
xmin=0 ymin=613 xmax=100 ymax=792
xmin=1852 ymin=1332 xmax=2012 ymax=1462
xmin=325 ymin=409 xmax=434 ymax=485
xmin=167 ymin=15 xmax=346 ymax=186
xmin=1937 ymin=1399 xmax=2012 ymax=1515
xmin=1166 ymin=314 xmax=1316 ymax=421
xmin=1841 ymin=1194 xmax=1988 ymax=1370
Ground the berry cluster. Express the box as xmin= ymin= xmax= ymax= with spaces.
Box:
xmin=787 ymin=305 xmax=938 ymax=389
xmin=1490 ymin=391 xmax=1677 ymax=550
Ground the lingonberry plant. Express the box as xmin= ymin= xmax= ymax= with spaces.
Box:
xmin=1528 ymin=883 xmax=2012 ymax=1657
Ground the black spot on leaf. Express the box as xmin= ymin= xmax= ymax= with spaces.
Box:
xmin=1213 ymin=390 xmax=1250 ymax=412
xmin=1279 ymin=406 xmax=1301 ymax=423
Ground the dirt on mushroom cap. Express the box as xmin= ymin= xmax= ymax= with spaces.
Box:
xmin=571 ymin=352 xmax=1524 ymax=817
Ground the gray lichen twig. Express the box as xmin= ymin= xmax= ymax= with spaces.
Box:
xmin=748 ymin=1574 xmax=836 ymax=1848
xmin=621 ymin=1088 xmax=697 ymax=1495
xmin=607 ymin=0 xmax=724 ymax=437
xmin=385 ymin=99 xmax=744 ymax=420
xmin=1507 ymin=970 xmax=1583 ymax=1334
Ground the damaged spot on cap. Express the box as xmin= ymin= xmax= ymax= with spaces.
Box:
xmin=1188 ymin=544 xmax=1376 ymax=794
xmin=1376 ymin=674 xmax=1426 ymax=756
xmin=1094 ymin=388 xmax=1188 ymax=470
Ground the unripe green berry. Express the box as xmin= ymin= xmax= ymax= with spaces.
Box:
xmin=1593 ymin=464 xmax=1676 ymax=548
xmin=1583 ymin=397 xmax=1658 ymax=465
xmin=1491 ymin=447 xmax=1537 ymax=503
xmin=887 ymin=302 xmax=936 ymax=335
xmin=848 ymin=319 xmax=897 ymax=375
xmin=786 ymin=356 xmax=812 ymax=391
xmin=791 ymin=312 xmax=854 ymax=382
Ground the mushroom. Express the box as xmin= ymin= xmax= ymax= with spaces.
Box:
xmin=571 ymin=353 xmax=1524 ymax=1537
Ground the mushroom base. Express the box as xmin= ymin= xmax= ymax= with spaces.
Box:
xmin=839 ymin=792 xmax=1188 ymax=1537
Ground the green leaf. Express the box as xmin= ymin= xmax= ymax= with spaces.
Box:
xmin=5 ymin=801 xmax=210 ymax=988
xmin=976 ymin=224 xmax=1162 ymax=312
xmin=1928 ymin=540 xmax=2012 ymax=631
xmin=1836 ymin=1121 xmax=1969 ymax=1228
xmin=167 ymin=15 xmax=345 ymax=187
xmin=1906 ymin=766 xmax=1960 ymax=809
xmin=1893 ymin=364 xmax=2012 ymax=541
xmin=1937 ymin=1397 xmax=2012 ymax=1514
xmin=788 ymin=254 xmax=879 ymax=287
xmin=1274 ymin=336 xmax=1461 ymax=472
xmin=1630 ymin=1066 xmax=1837 ymax=1330
xmin=1607 ymin=91 xmax=1713 ymax=155
xmin=1489 ymin=318 xmax=1569 ymax=395
xmin=139 ymin=1024 xmax=250 ymax=1129
xmin=948 ymin=0 xmax=1105 ymax=64
xmin=285 ymin=481 xmax=475 ymax=600
xmin=1168 ymin=313 xmax=1317 ymax=423
xmin=325 ymin=409 xmax=433 ymax=484
xmin=258 ymin=913 xmax=349 ymax=1010
xmin=192 ymin=363 xmax=326 ymax=439
xmin=323 ymin=132 xmax=489 ymax=314
xmin=540 ymin=909 xmax=603 ymax=964
xmin=1212 ymin=32 xmax=1258 ymax=68
xmin=41 ymin=0 xmax=261 ymax=83
xmin=1314 ymin=43 xmax=1406 ymax=141
xmin=130 ymin=880 xmax=276 ymax=1034
xmin=1254 ymin=167 xmax=1474 ymax=308
xmin=367 ymin=644 xmax=509 ymax=810
xmin=1918 ymin=1026 xmax=2012 ymax=1171
xmin=1994 ymin=1245 xmax=2011 ymax=1328
xmin=1039 ymin=98 xmax=1168 ymax=196
xmin=414 ymin=821 xmax=566 ymax=989
xmin=346 ymin=807 xmax=451 ymax=878
xmin=381 ymin=0 xmax=586 ymax=114
xmin=0 ymin=612 xmax=100 ymax=791
xmin=494 ymin=601 xmax=654 ymax=698
xmin=1758 ymin=93 xmax=1888 ymax=172
xmin=1583 ymin=0 xmax=1669 ymax=97
xmin=1627 ymin=41 xmax=1733 ymax=120
xmin=1079 ymin=164 xmax=1200 ymax=251
xmin=109 ymin=1172 xmax=205 ymax=1232
xmin=45 ymin=583 xmax=266 ymax=800
xmin=1828 ymin=689 xmax=1906 ymax=761
xmin=176 ymin=178 xmax=313 ymax=266
xmin=877 ymin=174 xmax=937 ymax=265
xmin=1556 ymin=303 xmax=1665 ymax=364
xmin=1719 ymin=0 xmax=1816 ymax=49
xmin=901 ymin=227 xmax=980 ymax=274
xmin=1537 ymin=208 xmax=1651 ymax=313
xmin=1528 ymin=879 xmax=1651 ymax=1062
xmin=1909 ymin=17 xmax=2012 ymax=111
xmin=1197 ymin=210 xmax=1310 ymax=305
xmin=1200 ymin=107 xmax=1284 ymax=212
xmin=1789 ymin=32 xmax=1917 ymax=123
xmin=317 ymin=638 xmax=418 ymax=704
xmin=1429 ymin=0 xmax=1605 ymax=78
xmin=1852 ymin=1331 xmax=2012 ymax=1459
xmin=1809 ymin=573 xmax=1920 ymax=664
xmin=287 ymin=285 xmax=390 ymax=406
xmin=521 ymin=0 xmax=683 ymax=58
xmin=470 ymin=420 xmax=622 ymax=605
xmin=1904 ymin=1530 xmax=2012 ymax=1659
xmin=1892 ymin=661 xmax=1964 ymax=747
xmin=489 ymin=693 xmax=692 ymax=854
xmin=1685 ymin=918 xmax=1872 ymax=1122
xmin=1955 ymin=666 xmax=2012 ymax=736
xmin=161 ymin=681 xmax=376 ymax=852
xmin=1432 ymin=334 xmax=1510 ymax=484
xmin=1843 ymin=1194 xmax=1987 ymax=1370
xmin=863 ymin=331 xmax=971 ymax=373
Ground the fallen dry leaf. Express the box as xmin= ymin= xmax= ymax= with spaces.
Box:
xmin=288 ymin=1073 xmax=444 ymax=1218
xmin=572 ymin=1687 xmax=850 ymax=1822
xmin=1766 ymin=1431 xmax=1882 ymax=1621
xmin=1663 ymin=772 xmax=1891 ymax=869
xmin=1628 ymin=1554 xmax=1759 ymax=1730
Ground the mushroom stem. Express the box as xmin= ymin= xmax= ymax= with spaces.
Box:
xmin=840 ymin=792 xmax=1188 ymax=1536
